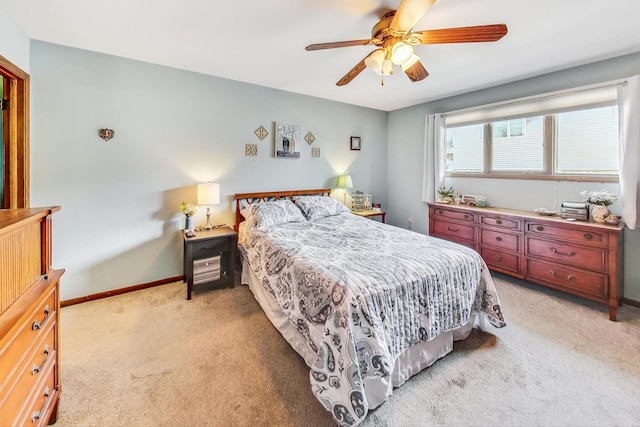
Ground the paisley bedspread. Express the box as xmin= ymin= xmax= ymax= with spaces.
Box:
xmin=239 ymin=212 xmax=505 ymax=426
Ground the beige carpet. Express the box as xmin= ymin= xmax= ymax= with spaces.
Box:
xmin=55 ymin=274 xmax=640 ymax=426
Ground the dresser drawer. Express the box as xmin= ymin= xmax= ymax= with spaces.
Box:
xmin=481 ymin=247 xmax=521 ymax=274
xmin=432 ymin=219 xmax=475 ymax=243
xmin=432 ymin=207 xmax=475 ymax=222
xmin=526 ymin=258 xmax=607 ymax=301
xmin=480 ymin=215 xmax=521 ymax=231
xmin=11 ymin=361 xmax=58 ymax=427
xmin=480 ymin=228 xmax=519 ymax=251
xmin=0 ymin=284 xmax=56 ymax=389
xmin=526 ymin=221 xmax=608 ymax=246
xmin=0 ymin=319 xmax=56 ymax=414
xmin=526 ymin=237 xmax=606 ymax=271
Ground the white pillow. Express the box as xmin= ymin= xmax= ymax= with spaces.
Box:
xmin=241 ymin=199 xmax=306 ymax=230
xmin=295 ymin=196 xmax=350 ymax=220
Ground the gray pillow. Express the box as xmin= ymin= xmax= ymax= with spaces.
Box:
xmin=242 ymin=199 xmax=306 ymax=230
xmin=295 ymin=196 xmax=350 ymax=220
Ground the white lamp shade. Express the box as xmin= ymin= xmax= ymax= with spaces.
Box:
xmin=197 ymin=182 xmax=220 ymax=205
xmin=391 ymin=42 xmax=413 ymax=65
xmin=337 ymin=175 xmax=353 ymax=189
xmin=364 ymin=49 xmax=385 ymax=74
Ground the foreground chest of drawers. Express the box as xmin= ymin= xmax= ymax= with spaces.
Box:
xmin=428 ymin=203 xmax=624 ymax=321
xmin=0 ymin=208 xmax=64 ymax=426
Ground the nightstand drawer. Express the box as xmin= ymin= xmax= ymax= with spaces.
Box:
xmin=191 ymin=238 xmax=230 ymax=254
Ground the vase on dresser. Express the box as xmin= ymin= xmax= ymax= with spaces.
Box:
xmin=591 ymin=204 xmax=611 ymax=223
xmin=185 ymin=215 xmax=194 ymax=230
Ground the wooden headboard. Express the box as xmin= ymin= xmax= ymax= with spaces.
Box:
xmin=234 ymin=188 xmax=331 ymax=231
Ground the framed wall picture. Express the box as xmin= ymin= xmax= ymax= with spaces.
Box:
xmin=350 ymin=136 xmax=361 ymax=151
xmin=274 ymin=121 xmax=301 ymax=158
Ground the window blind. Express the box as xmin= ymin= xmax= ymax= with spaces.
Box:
xmin=445 ymin=81 xmax=623 ymax=126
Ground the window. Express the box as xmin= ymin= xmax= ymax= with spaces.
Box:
xmin=555 ymin=106 xmax=619 ymax=175
xmin=445 ymin=103 xmax=620 ymax=180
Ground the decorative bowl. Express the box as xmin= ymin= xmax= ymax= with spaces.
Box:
xmin=534 ymin=208 xmax=558 ymax=216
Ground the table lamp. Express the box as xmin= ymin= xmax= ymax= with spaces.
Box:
xmin=337 ymin=175 xmax=353 ymax=206
xmin=197 ymin=182 xmax=220 ymax=230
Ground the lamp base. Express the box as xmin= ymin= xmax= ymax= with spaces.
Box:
xmin=205 ymin=207 xmax=213 ymax=230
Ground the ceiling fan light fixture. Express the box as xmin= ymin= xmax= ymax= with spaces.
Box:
xmin=364 ymin=49 xmax=386 ymax=74
xmin=381 ymin=58 xmax=394 ymax=75
xmin=400 ymin=54 xmax=421 ymax=71
xmin=391 ymin=41 xmax=413 ymax=65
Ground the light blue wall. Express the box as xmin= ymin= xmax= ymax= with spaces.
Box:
xmin=29 ymin=41 xmax=388 ymax=300
xmin=0 ymin=8 xmax=30 ymax=72
xmin=387 ymin=52 xmax=640 ymax=301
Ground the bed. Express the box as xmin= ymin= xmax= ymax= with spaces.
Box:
xmin=234 ymin=189 xmax=505 ymax=426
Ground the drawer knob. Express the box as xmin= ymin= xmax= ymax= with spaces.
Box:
xmin=464 ymin=214 xmax=469 ymax=219
xmin=446 ymin=226 xmax=459 ymax=232
xmin=438 ymin=210 xmax=443 ymax=215
xmin=584 ymin=233 xmax=593 ymax=240
xmin=495 ymin=255 xmax=502 ymax=261
xmin=31 ymin=345 xmax=50 ymax=375
xmin=31 ymin=305 xmax=51 ymax=331
xmin=496 ymin=236 xmax=503 ymax=242
xmin=550 ymin=270 xmax=574 ymax=281
xmin=496 ymin=219 xmax=502 ymax=225
xmin=536 ymin=226 xmax=544 ymax=232
xmin=550 ymin=247 xmax=576 ymax=257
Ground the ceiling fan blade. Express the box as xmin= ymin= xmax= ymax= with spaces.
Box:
xmin=306 ymin=39 xmax=373 ymax=51
xmin=336 ymin=59 xmax=368 ymax=86
xmin=404 ymin=60 xmax=429 ymax=82
xmin=416 ymin=24 xmax=508 ymax=44
xmin=390 ymin=0 xmax=436 ymax=32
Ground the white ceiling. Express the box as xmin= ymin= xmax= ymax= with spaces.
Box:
xmin=2 ymin=0 xmax=640 ymax=111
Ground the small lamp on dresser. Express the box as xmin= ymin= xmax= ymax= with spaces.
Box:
xmin=337 ymin=174 xmax=353 ymax=206
xmin=197 ymin=182 xmax=220 ymax=230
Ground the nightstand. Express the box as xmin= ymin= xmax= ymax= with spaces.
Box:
xmin=352 ymin=210 xmax=386 ymax=223
xmin=182 ymin=226 xmax=237 ymax=300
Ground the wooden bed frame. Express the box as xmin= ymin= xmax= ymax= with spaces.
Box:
xmin=234 ymin=188 xmax=331 ymax=232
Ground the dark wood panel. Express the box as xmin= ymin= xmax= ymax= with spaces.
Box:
xmin=428 ymin=203 xmax=624 ymax=320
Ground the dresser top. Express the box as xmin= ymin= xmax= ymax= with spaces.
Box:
xmin=0 ymin=207 xmax=61 ymax=236
xmin=428 ymin=202 xmax=625 ymax=231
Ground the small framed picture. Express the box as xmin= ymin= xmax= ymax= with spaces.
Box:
xmin=350 ymin=136 xmax=361 ymax=151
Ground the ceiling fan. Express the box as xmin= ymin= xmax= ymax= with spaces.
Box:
xmin=305 ymin=0 xmax=508 ymax=86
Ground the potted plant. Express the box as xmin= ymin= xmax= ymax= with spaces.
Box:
xmin=437 ymin=186 xmax=455 ymax=204
xmin=580 ymin=189 xmax=617 ymax=223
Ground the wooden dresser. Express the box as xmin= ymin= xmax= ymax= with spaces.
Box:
xmin=0 ymin=207 xmax=64 ymax=426
xmin=428 ymin=203 xmax=624 ymax=321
